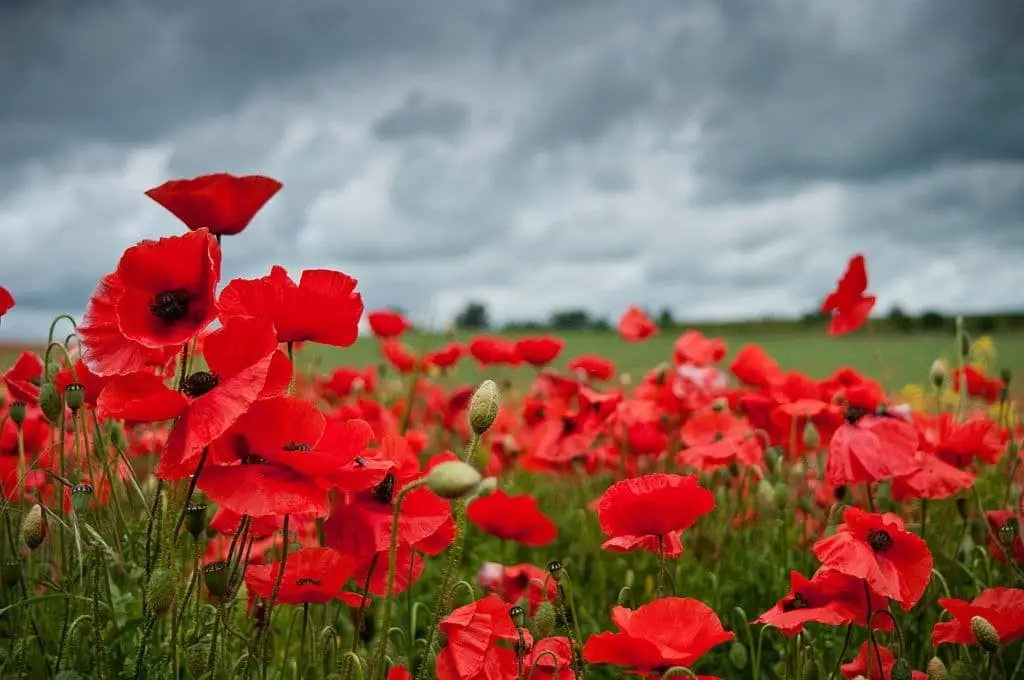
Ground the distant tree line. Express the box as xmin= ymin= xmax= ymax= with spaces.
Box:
xmin=449 ymin=300 xmax=1024 ymax=334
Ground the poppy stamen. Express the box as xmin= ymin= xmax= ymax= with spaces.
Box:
xmin=282 ymin=442 xmax=311 ymax=452
xmin=374 ymin=473 xmax=397 ymax=505
xmin=867 ymin=529 xmax=893 ymax=553
xmin=782 ymin=592 xmax=811 ymax=612
xmin=295 ymin=577 xmax=320 ymax=586
xmin=182 ymin=371 xmax=219 ymax=398
xmin=150 ymin=289 xmax=191 ymax=323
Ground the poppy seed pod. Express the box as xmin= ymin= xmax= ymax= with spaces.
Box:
xmin=71 ymin=483 xmax=94 ymax=513
xmin=185 ymin=502 xmax=208 ymax=539
xmin=21 ymin=504 xmax=46 ymax=550
xmin=890 ymin=658 xmax=912 ymax=680
xmin=9 ymin=401 xmax=26 ymax=426
xmin=38 ymin=381 xmax=63 ymax=423
xmin=728 ymin=642 xmax=748 ymax=670
xmin=203 ymin=561 xmax=232 ymax=598
xmin=970 ymin=615 xmax=999 ymax=652
xmin=426 ymin=460 xmax=482 ymax=500
xmin=926 ymin=657 xmax=948 ymax=680
xmin=147 ymin=568 xmax=175 ymax=616
xmin=469 ymin=380 xmax=500 ymax=435
xmin=64 ymin=383 xmax=85 ymax=411
xmin=509 ymin=605 xmax=526 ymax=629
xmin=930 ymin=359 xmax=948 ymax=388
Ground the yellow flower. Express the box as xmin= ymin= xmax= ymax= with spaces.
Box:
xmin=970 ymin=335 xmax=997 ymax=371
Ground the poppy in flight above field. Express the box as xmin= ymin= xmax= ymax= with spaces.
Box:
xmin=0 ymin=285 xmax=13 ymax=320
xmin=618 ymin=305 xmax=657 ymax=342
xmin=145 ymin=172 xmax=283 ymax=236
xmin=821 ymin=254 xmax=876 ymax=335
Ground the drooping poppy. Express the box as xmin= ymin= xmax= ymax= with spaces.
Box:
xmin=932 ymin=587 xmax=1024 ymax=646
xmin=825 ymin=413 xmax=919 ymax=487
xmin=245 ymin=547 xmax=356 ymax=605
xmin=840 ymin=642 xmax=926 ymax=680
xmin=367 ymin=309 xmax=413 ymax=339
xmin=145 ymin=173 xmax=282 ymax=236
xmin=756 ymin=568 xmax=892 ymax=636
xmin=78 ymin=230 xmax=221 ymax=376
xmin=813 ymin=506 xmax=933 ymax=610
xmin=2 ymin=352 xmax=43 ymax=405
xmin=821 ymin=254 xmax=876 ymax=336
xmin=890 ymin=452 xmax=975 ymax=501
xmin=218 ymin=265 xmax=364 ymax=349
xmin=595 ymin=473 xmax=715 ymax=557
xmin=467 ymin=490 xmax=558 ymax=547
xmin=618 ymin=306 xmax=657 ymax=342
xmin=583 ymin=597 xmax=733 ymax=675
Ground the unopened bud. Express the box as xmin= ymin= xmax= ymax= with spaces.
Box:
xmin=728 ymin=642 xmax=748 ymax=670
xmin=64 ymin=383 xmax=85 ymax=411
xmin=21 ymin=503 xmax=46 ymax=550
xmin=1 ymin=559 xmax=21 ymax=588
xmin=926 ymin=657 xmax=948 ymax=680
xmin=890 ymin=658 xmax=912 ymax=680
xmin=971 ymin=615 xmax=999 ymax=652
xmin=773 ymin=482 xmax=789 ymax=511
xmin=756 ymin=479 xmax=775 ymax=511
xmin=475 ymin=477 xmax=498 ymax=498
xmin=9 ymin=401 xmax=26 ymax=426
xmin=71 ymin=483 xmax=94 ymax=513
xmin=802 ymin=421 xmax=820 ymax=450
xmin=827 ymin=503 xmax=845 ymax=528
xmin=38 ymin=382 xmax=62 ymax=423
xmin=534 ymin=601 xmax=556 ymax=637
xmin=426 ymin=460 xmax=482 ymax=500
xmin=147 ymin=568 xmax=175 ymax=616
xmin=203 ymin=561 xmax=231 ymax=598
xmin=469 ymin=380 xmax=500 ymax=435
xmin=930 ymin=359 xmax=949 ymax=388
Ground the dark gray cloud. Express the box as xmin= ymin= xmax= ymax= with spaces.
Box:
xmin=1 ymin=0 xmax=1023 ymax=339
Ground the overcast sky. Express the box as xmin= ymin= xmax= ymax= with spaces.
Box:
xmin=1 ymin=0 xmax=1023 ymax=339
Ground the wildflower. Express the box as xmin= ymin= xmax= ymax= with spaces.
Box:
xmin=367 ymin=309 xmax=413 ymax=339
xmin=821 ymin=254 xmax=876 ymax=336
xmin=514 ymin=336 xmax=565 ymax=367
xmin=618 ymin=306 xmax=657 ymax=342
xmin=467 ymin=490 xmax=558 ymax=547
xmin=145 ymin=173 xmax=282 ymax=236
xmin=932 ymin=587 xmax=1024 ymax=647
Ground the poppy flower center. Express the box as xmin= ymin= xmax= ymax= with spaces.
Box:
xmin=713 ymin=432 xmax=724 ymax=442
xmin=867 ymin=529 xmax=893 ymax=553
xmin=782 ymin=592 xmax=811 ymax=612
xmin=561 ymin=416 xmax=577 ymax=435
xmin=182 ymin=371 xmax=219 ymax=398
xmin=242 ymin=454 xmax=267 ymax=465
xmin=843 ymin=406 xmax=868 ymax=424
xmin=150 ymin=289 xmax=191 ymax=323
xmin=28 ymin=375 xmax=42 ymax=387
xmin=282 ymin=442 xmax=311 ymax=452
xmin=295 ymin=577 xmax=320 ymax=586
xmin=374 ymin=473 xmax=397 ymax=505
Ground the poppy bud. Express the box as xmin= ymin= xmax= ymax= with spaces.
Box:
xmin=930 ymin=359 xmax=948 ymax=388
xmin=185 ymin=641 xmax=210 ymax=679
xmin=615 ymin=586 xmax=631 ymax=607
xmin=926 ymin=657 xmax=948 ymax=680
xmin=756 ymin=479 xmax=775 ymax=511
xmin=426 ymin=461 xmax=482 ymax=500
xmin=9 ymin=401 xmax=26 ymax=426
xmin=802 ymin=421 xmax=820 ymax=450
xmin=38 ymin=381 xmax=63 ymax=423
xmin=534 ymin=601 xmax=556 ymax=637
xmin=64 ymin=383 xmax=85 ymax=412
xmin=71 ymin=483 xmax=93 ymax=513
xmin=728 ymin=642 xmax=748 ymax=670
xmin=955 ymin=497 xmax=969 ymax=520
xmin=890 ymin=658 xmax=912 ymax=680
xmin=509 ymin=605 xmax=526 ymax=629
xmin=185 ymin=503 xmax=208 ymax=539
xmin=773 ymin=482 xmax=789 ymax=511
xmin=947 ymin=661 xmax=971 ymax=680
xmin=826 ymin=503 xmax=845 ymax=528
xmin=1 ymin=559 xmax=21 ymax=588
xmin=469 ymin=380 xmax=500 ymax=435
xmin=764 ymin=447 xmax=781 ymax=476
xmin=147 ymin=568 xmax=175 ymax=616
xmin=970 ymin=615 xmax=999 ymax=652
xmin=475 ymin=477 xmax=498 ymax=498
xmin=109 ymin=422 xmax=128 ymax=450
xmin=203 ymin=561 xmax=231 ymax=598
xmin=21 ymin=503 xmax=46 ymax=550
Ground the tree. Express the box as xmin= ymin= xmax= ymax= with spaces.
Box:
xmin=550 ymin=309 xmax=592 ymax=330
xmin=454 ymin=302 xmax=490 ymax=330
xmin=657 ymin=308 xmax=675 ymax=329
xmin=887 ymin=305 xmax=913 ymax=333
xmin=919 ymin=310 xmax=946 ymax=331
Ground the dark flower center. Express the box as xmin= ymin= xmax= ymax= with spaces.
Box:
xmin=28 ymin=375 xmax=42 ymax=387
xmin=295 ymin=578 xmax=320 ymax=587
xmin=374 ymin=473 xmax=397 ymax=505
xmin=867 ymin=529 xmax=893 ymax=553
xmin=843 ymin=406 xmax=868 ymax=424
xmin=713 ymin=432 xmax=724 ymax=442
xmin=282 ymin=442 xmax=310 ymax=452
xmin=782 ymin=592 xmax=811 ymax=612
xmin=242 ymin=454 xmax=267 ymax=465
xmin=182 ymin=371 xmax=219 ymax=398
xmin=150 ymin=289 xmax=191 ymax=323
xmin=561 ymin=416 xmax=577 ymax=436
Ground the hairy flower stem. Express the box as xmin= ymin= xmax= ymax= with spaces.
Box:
xmin=141 ymin=480 xmax=164 ymax=613
xmin=259 ymin=514 xmax=292 ymax=678
xmin=862 ymin=581 xmax=885 ymax=680
xmin=171 ymin=446 xmax=210 ymax=544
xmin=558 ymin=570 xmax=587 ymax=679
xmin=372 ymin=480 xmax=426 ymax=680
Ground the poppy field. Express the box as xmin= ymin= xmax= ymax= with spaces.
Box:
xmin=0 ymin=174 xmax=1022 ymax=680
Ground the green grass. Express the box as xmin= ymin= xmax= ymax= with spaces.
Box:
xmin=299 ymin=329 xmax=1024 ymax=394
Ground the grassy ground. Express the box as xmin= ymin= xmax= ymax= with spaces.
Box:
xmin=300 ymin=328 xmax=1024 ymax=394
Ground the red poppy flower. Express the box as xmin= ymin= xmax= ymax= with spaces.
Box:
xmin=78 ymin=230 xmax=221 ymax=376
xmin=932 ymin=587 xmax=1024 ymax=646
xmin=729 ymin=344 xmax=784 ymax=389
xmin=583 ymin=597 xmax=733 ymax=675
xmin=495 ymin=637 xmax=576 ymax=680
xmin=678 ymin=435 xmax=763 ymax=473
xmin=673 ymin=330 xmax=726 ymax=367
xmin=381 ymin=339 xmax=418 ymax=374
xmin=435 ymin=594 xmax=520 ymax=680
xmin=367 ymin=309 xmax=413 ymax=339
xmin=321 ymin=366 xmax=377 ymax=401
xmin=821 ymin=254 xmax=876 ymax=336
xmin=891 ymin=452 xmax=975 ymax=501
xmin=567 ymin=354 xmax=615 ymax=381
xmin=986 ymin=510 xmax=1024 ymax=564
xmin=245 ymin=547 xmax=356 ymax=605
xmin=826 ymin=414 xmax=919 ymax=487
xmin=840 ymin=642 xmax=926 ymax=680
xmin=618 ymin=305 xmax=657 ymax=342
xmin=813 ymin=507 xmax=933 ymax=610
xmin=388 ymin=667 xmax=413 ymax=680
xmin=0 ymin=286 xmax=13 ymax=319
xmin=468 ymin=490 xmax=557 ymax=547
xmin=3 ymin=352 xmax=43 ymax=405
xmin=198 ymin=396 xmax=375 ymax=517
xmin=921 ymin=413 xmax=1003 ymax=468
xmin=468 ymin=336 xmax=521 ymax=366
xmin=491 ymin=563 xmax=556 ymax=616
xmin=424 ymin=343 xmax=463 ymax=371
xmin=218 ymin=265 xmax=363 ymax=348
xmin=757 ymin=568 xmax=892 ymax=636
xmin=596 ymin=473 xmax=715 ymax=557
xmin=514 ymin=336 xmax=564 ymax=367
xmin=145 ymin=173 xmax=282 ymax=236
xmin=951 ymin=366 xmax=1004 ymax=404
